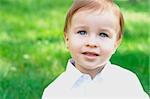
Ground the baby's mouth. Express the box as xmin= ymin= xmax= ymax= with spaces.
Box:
xmin=82 ymin=52 xmax=99 ymax=56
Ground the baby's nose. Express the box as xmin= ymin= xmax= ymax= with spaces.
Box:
xmin=86 ymin=35 xmax=98 ymax=48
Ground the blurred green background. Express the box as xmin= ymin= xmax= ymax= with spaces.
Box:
xmin=0 ymin=0 xmax=149 ymax=98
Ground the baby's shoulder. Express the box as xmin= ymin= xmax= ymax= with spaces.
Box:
xmin=47 ymin=72 xmax=66 ymax=86
xmin=42 ymin=72 xmax=66 ymax=96
xmin=109 ymin=64 xmax=138 ymax=80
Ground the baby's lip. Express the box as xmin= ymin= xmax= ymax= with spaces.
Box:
xmin=82 ymin=51 xmax=99 ymax=56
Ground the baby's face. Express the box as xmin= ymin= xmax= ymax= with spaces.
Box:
xmin=65 ymin=10 xmax=120 ymax=71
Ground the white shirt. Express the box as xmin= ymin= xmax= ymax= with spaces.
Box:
xmin=42 ymin=59 xmax=149 ymax=99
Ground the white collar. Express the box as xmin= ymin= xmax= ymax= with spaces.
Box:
xmin=64 ymin=59 xmax=112 ymax=88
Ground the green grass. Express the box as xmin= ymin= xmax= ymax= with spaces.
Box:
xmin=0 ymin=0 xmax=149 ymax=99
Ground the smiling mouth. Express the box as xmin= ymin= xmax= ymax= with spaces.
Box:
xmin=82 ymin=52 xmax=99 ymax=56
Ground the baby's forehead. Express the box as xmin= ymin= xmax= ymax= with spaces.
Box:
xmin=71 ymin=9 xmax=120 ymax=34
xmin=72 ymin=9 xmax=119 ymax=26
xmin=75 ymin=7 xmax=119 ymax=18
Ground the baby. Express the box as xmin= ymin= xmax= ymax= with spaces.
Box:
xmin=42 ymin=0 xmax=149 ymax=99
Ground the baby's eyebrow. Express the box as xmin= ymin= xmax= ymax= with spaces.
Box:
xmin=99 ymin=27 xmax=115 ymax=32
xmin=73 ymin=25 xmax=88 ymax=30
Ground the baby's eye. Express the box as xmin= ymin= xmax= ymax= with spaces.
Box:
xmin=99 ymin=32 xmax=109 ymax=37
xmin=77 ymin=31 xmax=87 ymax=35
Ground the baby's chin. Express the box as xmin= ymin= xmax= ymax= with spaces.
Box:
xmin=81 ymin=63 xmax=105 ymax=70
xmin=82 ymin=61 xmax=106 ymax=68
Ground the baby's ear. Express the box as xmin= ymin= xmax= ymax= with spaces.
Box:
xmin=113 ymin=38 xmax=122 ymax=54
xmin=115 ymin=39 xmax=121 ymax=48
xmin=64 ymin=32 xmax=68 ymax=40
xmin=64 ymin=32 xmax=69 ymax=48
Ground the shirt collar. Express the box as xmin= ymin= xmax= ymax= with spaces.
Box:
xmin=64 ymin=59 xmax=112 ymax=88
xmin=65 ymin=58 xmax=83 ymax=79
xmin=62 ymin=59 xmax=82 ymax=89
xmin=93 ymin=61 xmax=112 ymax=81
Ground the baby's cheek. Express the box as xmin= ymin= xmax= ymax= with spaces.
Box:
xmin=102 ymin=42 xmax=114 ymax=49
xmin=101 ymin=44 xmax=114 ymax=55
